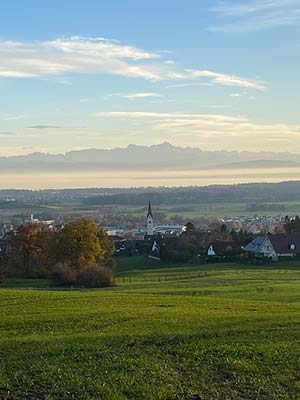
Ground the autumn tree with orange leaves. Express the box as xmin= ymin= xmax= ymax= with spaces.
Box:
xmin=14 ymin=224 xmax=54 ymax=276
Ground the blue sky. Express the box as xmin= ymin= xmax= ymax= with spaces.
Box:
xmin=0 ymin=0 xmax=300 ymax=155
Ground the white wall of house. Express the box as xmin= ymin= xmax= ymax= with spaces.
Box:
xmin=207 ymin=244 xmax=216 ymax=256
xmin=260 ymin=237 xmax=278 ymax=260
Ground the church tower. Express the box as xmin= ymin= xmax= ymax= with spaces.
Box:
xmin=147 ymin=201 xmax=154 ymax=236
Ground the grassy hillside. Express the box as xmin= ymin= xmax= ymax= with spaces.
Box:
xmin=1 ymin=258 xmax=300 ymax=399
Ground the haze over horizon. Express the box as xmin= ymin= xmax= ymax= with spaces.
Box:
xmin=1 ymin=0 xmax=299 ymax=187
xmin=0 ymin=142 xmax=299 ymax=189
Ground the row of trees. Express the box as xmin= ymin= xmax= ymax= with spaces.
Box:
xmin=0 ymin=219 xmax=115 ymax=287
xmin=157 ymin=223 xmax=254 ymax=263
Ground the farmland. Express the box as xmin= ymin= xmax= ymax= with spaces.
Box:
xmin=2 ymin=181 xmax=300 ymax=223
xmin=1 ymin=257 xmax=300 ymax=399
xmin=2 ymin=201 xmax=300 ymax=228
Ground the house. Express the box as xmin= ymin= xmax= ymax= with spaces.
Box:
xmin=269 ymin=233 xmax=300 ymax=258
xmin=243 ymin=233 xmax=300 ymax=261
xmin=246 ymin=223 xmax=261 ymax=235
xmin=207 ymin=241 xmax=241 ymax=257
xmin=148 ymin=239 xmax=160 ymax=260
xmin=243 ymin=236 xmax=276 ymax=260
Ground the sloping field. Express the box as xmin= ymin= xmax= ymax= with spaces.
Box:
xmin=1 ymin=258 xmax=300 ymax=399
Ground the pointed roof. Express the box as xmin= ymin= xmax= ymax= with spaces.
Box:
xmin=147 ymin=201 xmax=153 ymax=218
xmin=244 ymin=233 xmax=300 ymax=255
xmin=243 ymin=236 xmax=266 ymax=253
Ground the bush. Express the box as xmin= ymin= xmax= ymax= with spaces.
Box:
xmin=49 ymin=263 xmax=115 ymax=288
xmin=50 ymin=263 xmax=78 ymax=286
xmin=78 ymin=265 xmax=115 ymax=288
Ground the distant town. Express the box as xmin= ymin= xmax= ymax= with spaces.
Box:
xmin=1 ymin=193 xmax=300 ymax=264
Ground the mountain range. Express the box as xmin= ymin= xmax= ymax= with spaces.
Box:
xmin=1 ymin=142 xmax=300 ymax=172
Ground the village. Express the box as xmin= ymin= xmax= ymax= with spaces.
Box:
xmin=1 ymin=200 xmax=300 ymax=264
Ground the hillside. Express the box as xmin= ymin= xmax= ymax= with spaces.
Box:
xmin=1 ymin=258 xmax=300 ymax=399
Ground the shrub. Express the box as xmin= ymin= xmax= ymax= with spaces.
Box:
xmin=49 ymin=263 xmax=115 ymax=288
xmin=78 ymin=265 xmax=115 ymax=288
xmin=50 ymin=263 xmax=78 ymax=286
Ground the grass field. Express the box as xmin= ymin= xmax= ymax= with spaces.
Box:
xmin=1 ymin=257 xmax=300 ymax=399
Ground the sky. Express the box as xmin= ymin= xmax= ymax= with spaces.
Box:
xmin=0 ymin=0 xmax=300 ymax=156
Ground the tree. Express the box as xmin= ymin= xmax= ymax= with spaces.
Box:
xmin=0 ymin=232 xmax=15 ymax=281
xmin=13 ymin=224 xmax=54 ymax=277
xmin=159 ymin=224 xmax=209 ymax=263
xmin=14 ymin=224 xmax=40 ymax=275
xmin=96 ymin=227 xmax=116 ymax=269
xmin=49 ymin=219 xmax=116 ymax=287
xmin=185 ymin=222 xmax=196 ymax=233
xmin=220 ymin=223 xmax=228 ymax=233
xmin=51 ymin=219 xmax=115 ymax=269
xmin=284 ymin=215 xmax=300 ymax=233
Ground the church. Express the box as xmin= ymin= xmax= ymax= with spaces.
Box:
xmin=146 ymin=201 xmax=184 ymax=238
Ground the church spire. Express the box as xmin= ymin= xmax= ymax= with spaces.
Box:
xmin=147 ymin=200 xmax=153 ymax=218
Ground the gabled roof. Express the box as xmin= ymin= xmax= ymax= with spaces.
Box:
xmin=243 ymin=236 xmax=265 ymax=253
xmin=268 ymin=233 xmax=300 ymax=254
xmin=244 ymin=233 xmax=300 ymax=255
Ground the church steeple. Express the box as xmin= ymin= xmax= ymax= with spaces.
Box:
xmin=146 ymin=201 xmax=154 ymax=235
xmin=147 ymin=201 xmax=153 ymax=218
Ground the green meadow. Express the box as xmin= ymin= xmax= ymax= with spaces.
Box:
xmin=1 ymin=257 xmax=300 ymax=399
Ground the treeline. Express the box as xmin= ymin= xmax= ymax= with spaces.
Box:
xmin=0 ymin=219 xmax=115 ymax=287
xmin=83 ymin=181 xmax=300 ymax=206
xmin=2 ymin=181 xmax=300 ymax=209
xmin=157 ymin=218 xmax=300 ymax=263
xmin=157 ymin=223 xmax=254 ymax=263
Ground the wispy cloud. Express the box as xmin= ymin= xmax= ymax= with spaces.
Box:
xmin=0 ymin=36 xmax=161 ymax=81
xmin=90 ymin=111 xmax=248 ymax=122
xmin=0 ymin=131 xmax=17 ymax=136
xmin=230 ymin=91 xmax=256 ymax=100
xmin=26 ymin=125 xmax=62 ymax=129
xmin=25 ymin=125 xmax=87 ymax=133
xmin=210 ymin=0 xmax=300 ymax=31
xmin=0 ymin=36 xmax=265 ymax=89
xmin=109 ymin=92 xmax=163 ymax=100
xmin=2 ymin=114 xmax=27 ymax=121
xmin=212 ymin=0 xmax=300 ymax=16
xmin=167 ymin=82 xmax=214 ymax=88
xmin=185 ymin=69 xmax=265 ymax=90
xmin=90 ymin=110 xmax=300 ymax=152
